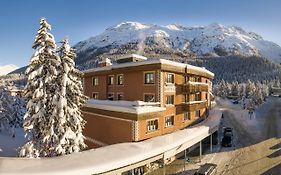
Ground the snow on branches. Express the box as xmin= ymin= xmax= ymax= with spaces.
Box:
xmin=0 ymin=81 xmax=25 ymax=131
xmin=20 ymin=18 xmax=87 ymax=158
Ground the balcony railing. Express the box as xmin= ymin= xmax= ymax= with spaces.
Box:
xmin=181 ymin=82 xmax=208 ymax=93
xmin=164 ymin=83 xmax=176 ymax=92
xmin=180 ymin=100 xmax=208 ymax=112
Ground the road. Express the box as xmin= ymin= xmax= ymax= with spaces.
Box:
xmin=148 ymin=97 xmax=281 ymax=175
xmin=208 ymin=97 xmax=281 ymax=175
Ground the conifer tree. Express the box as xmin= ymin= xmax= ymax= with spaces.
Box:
xmin=20 ymin=18 xmax=61 ymax=158
xmin=53 ymin=39 xmax=87 ymax=155
xmin=0 ymin=84 xmax=14 ymax=130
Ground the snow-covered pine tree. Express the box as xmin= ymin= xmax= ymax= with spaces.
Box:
xmin=11 ymin=95 xmax=26 ymax=128
xmin=20 ymin=18 xmax=61 ymax=158
xmin=0 ymin=84 xmax=14 ymax=131
xmin=53 ymin=38 xmax=87 ymax=155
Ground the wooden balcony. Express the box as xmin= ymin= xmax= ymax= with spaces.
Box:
xmin=181 ymin=83 xmax=209 ymax=93
xmin=180 ymin=101 xmax=208 ymax=112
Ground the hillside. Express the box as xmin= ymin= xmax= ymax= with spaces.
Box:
xmin=0 ymin=64 xmax=18 ymax=75
xmin=74 ymin=22 xmax=281 ymax=70
xmin=187 ymin=56 xmax=281 ymax=84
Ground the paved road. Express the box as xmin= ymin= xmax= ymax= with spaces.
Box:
xmin=215 ymin=97 xmax=281 ymax=175
xmin=147 ymin=97 xmax=281 ymax=175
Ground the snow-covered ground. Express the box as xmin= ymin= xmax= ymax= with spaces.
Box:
xmin=152 ymin=96 xmax=281 ymax=175
xmin=0 ymin=128 xmax=26 ymax=157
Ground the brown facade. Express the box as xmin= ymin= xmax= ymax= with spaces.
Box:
xmin=82 ymin=57 xmax=214 ymax=148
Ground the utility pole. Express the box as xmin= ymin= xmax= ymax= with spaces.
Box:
xmin=210 ymin=134 xmax=213 ymax=152
xmin=163 ymin=154 xmax=166 ymax=175
xmin=184 ymin=149 xmax=187 ymax=171
xmin=199 ymin=141 xmax=202 ymax=162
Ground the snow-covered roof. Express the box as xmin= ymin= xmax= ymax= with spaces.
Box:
xmin=84 ymin=58 xmax=214 ymax=78
xmin=99 ymin=58 xmax=112 ymax=64
xmin=85 ymin=99 xmax=166 ymax=114
xmin=117 ymin=54 xmax=148 ymax=61
xmin=0 ymin=109 xmax=222 ymax=175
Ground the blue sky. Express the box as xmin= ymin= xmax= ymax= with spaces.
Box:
xmin=0 ymin=0 xmax=280 ymax=67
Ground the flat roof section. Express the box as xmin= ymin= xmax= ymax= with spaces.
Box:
xmin=83 ymin=57 xmax=214 ymax=79
xmin=85 ymin=99 xmax=166 ymax=114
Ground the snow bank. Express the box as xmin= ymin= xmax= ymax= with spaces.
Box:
xmin=0 ymin=128 xmax=26 ymax=157
xmin=0 ymin=109 xmax=221 ymax=175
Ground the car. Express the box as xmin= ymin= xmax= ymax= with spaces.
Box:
xmin=223 ymin=127 xmax=233 ymax=136
xmin=195 ymin=163 xmax=217 ymax=175
xmin=221 ymin=133 xmax=233 ymax=147
xmin=232 ymin=100 xmax=239 ymax=104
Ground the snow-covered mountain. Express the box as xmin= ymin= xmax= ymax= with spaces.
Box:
xmin=0 ymin=64 xmax=18 ymax=76
xmin=75 ymin=22 xmax=281 ymax=65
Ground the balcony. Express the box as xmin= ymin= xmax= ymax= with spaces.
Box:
xmin=164 ymin=83 xmax=176 ymax=92
xmin=181 ymin=82 xmax=209 ymax=93
xmin=180 ymin=100 xmax=208 ymax=112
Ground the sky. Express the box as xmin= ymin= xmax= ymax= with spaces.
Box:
xmin=0 ymin=0 xmax=280 ymax=67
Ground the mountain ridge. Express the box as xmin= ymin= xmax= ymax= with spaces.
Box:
xmin=0 ymin=64 xmax=18 ymax=76
xmin=74 ymin=21 xmax=281 ymax=66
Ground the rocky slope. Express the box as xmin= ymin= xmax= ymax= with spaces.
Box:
xmin=74 ymin=22 xmax=281 ymax=69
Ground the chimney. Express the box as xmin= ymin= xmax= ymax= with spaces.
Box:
xmin=98 ymin=58 xmax=112 ymax=67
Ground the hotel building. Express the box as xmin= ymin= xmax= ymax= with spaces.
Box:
xmin=82 ymin=54 xmax=214 ymax=148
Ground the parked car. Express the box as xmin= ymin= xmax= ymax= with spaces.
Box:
xmin=232 ymin=100 xmax=239 ymax=104
xmin=195 ymin=163 xmax=217 ymax=175
xmin=223 ymin=127 xmax=233 ymax=136
xmin=222 ymin=133 xmax=233 ymax=147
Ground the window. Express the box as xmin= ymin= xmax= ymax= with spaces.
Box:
xmin=108 ymin=93 xmax=114 ymax=101
xmin=165 ymin=116 xmax=174 ymax=127
xmin=190 ymin=76 xmax=201 ymax=82
xmin=183 ymin=94 xmax=189 ymax=103
xmin=195 ymin=110 xmax=200 ymax=118
xmin=117 ymin=75 xmax=123 ymax=85
xmin=205 ymin=94 xmax=208 ymax=100
xmin=117 ymin=93 xmax=123 ymax=100
xmin=184 ymin=112 xmax=190 ymax=121
xmin=166 ymin=73 xmax=174 ymax=83
xmin=108 ymin=75 xmax=114 ymax=85
xmin=144 ymin=94 xmax=155 ymax=102
xmin=144 ymin=72 xmax=154 ymax=84
xmin=166 ymin=95 xmax=174 ymax=105
xmin=195 ymin=93 xmax=201 ymax=101
xmin=195 ymin=76 xmax=201 ymax=82
xmin=92 ymin=77 xmax=98 ymax=86
xmin=92 ymin=93 xmax=98 ymax=99
xmin=147 ymin=119 xmax=158 ymax=132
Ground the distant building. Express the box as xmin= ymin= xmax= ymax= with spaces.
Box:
xmin=82 ymin=54 xmax=214 ymax=148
